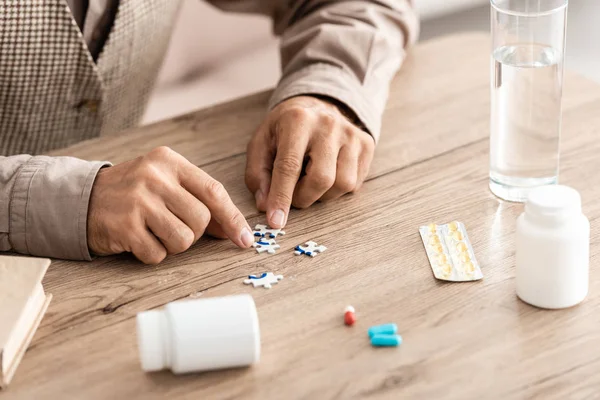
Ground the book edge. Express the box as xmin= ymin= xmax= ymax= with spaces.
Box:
xmin=0 ymin=292 xmax=52 ymax=390
xmin=0 ymin=257 xmax=51 ymax=349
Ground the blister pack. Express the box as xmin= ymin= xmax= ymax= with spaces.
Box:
xmin=419 ymin=221 xmax=483 ymax=282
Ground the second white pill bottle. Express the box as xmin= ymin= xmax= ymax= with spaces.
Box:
xmin=516 ymin=185 xmax=590 ymax=309
xmin=137 ymin=294 xmax=260 ymax=373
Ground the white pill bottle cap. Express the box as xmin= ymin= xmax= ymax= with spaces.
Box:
xmin=137 ymin=294 xmax=260 ymax=373
xmin=525 ymin=185 xmax=582 ymax=224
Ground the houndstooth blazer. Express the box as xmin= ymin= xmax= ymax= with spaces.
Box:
xmin=0 ymin=0 xmax=418 ymax=260
xmin=0 ymin=0 xmax=181 ymax=156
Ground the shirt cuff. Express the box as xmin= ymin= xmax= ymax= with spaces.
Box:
xmin=9 ymin=156 xmax=111 ymax=260
xmin=269 ymin=63 xmax=382 ymax=143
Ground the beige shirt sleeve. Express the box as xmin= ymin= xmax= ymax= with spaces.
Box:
xmin=208 ymin=0 xmax=419 ymax=141
xmin=0 ymin=156 xmax=110 ymax=260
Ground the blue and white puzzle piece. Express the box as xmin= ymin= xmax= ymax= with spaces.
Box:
xmin=252 ymin=239 xmax=280 ymax=254
xmin=294 ymin=241 xmax=327 ymax=257
xmin=244 ymin=272 xmax=283 ymax=289
xmin=253 ymin=224 xmax=286 ymax=239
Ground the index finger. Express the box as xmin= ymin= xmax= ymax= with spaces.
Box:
xmin=267 ymin=125 xmax=310 ymax=228
xmin=178 ymin=161 xmax=254 ymax=249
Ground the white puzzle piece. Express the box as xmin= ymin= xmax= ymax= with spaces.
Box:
xmin=253 ymin=224 xmax=286 ymax=239
xmin=244 ymin=272 xmax=283 ymax=289
xmin=294 ymin=241 xmax=327 ymax=257
xmin=252 ymin=239 xmax=281 ymax=254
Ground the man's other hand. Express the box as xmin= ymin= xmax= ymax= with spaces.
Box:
xmin=246 ymin=96 xmax=375 ymax=229
xmin=88 ymin=146 xmax=254 ymax=264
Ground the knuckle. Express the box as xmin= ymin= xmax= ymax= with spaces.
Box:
xmin=149 ymin=146 xmax=174 ymax=160
xmin=140 ymin=246 xmax=167 ymax=265
xmin=273 ymin=190 xmax=293 ymax=206
xmin=143 ymin=165 xmax=164 ymax=185
xmin=343 ymin=125 xmax=361 ymax=141
xmin=336 ymin=176 xmax=357 ymax=193
xmin=274 ymin=156 xmax=302 ymax=177
xmin=320 ymin=112 xmax=336 ymax=129
xmin=191 ymin=209 xmax=210 ymax=241
xmin=134 ymin=162 xmax=167 ymax=192
xmin=197 ymin=208 xmax=211 ymax=230
xmin=282 ymin=106 xmax=310 ymax=122
xmin=146 ymin=252 xmax=166 ymax=265
xmin=310 ymin=169 xmax=335 ymax=190
xmin=365 ymin=145 xmax=375 ymax=162
xmin=225 ymin=212 xmax=242 ymax=230
xmin=182 ymin=228 xmax=195 ymax=248
xmin=204 ymin=179 xmax=227 ymax=201
xmin=359 ymin=136 xmax=375 ymax=155
xmin=363 ymin=134 xmax=375 ymax=150
xmin=171 ymin=228 xmax=195 ymax=254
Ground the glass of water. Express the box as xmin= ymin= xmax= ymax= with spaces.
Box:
xmin=489 ymin=0 xmax=568 ymax=202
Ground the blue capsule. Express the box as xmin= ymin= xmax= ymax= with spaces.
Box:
xmin=370 ymin=334 xmax=402 ymax=347
xmin=368 ymin=323 xmax=398 ymax=338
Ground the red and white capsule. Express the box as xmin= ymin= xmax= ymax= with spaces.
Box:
xmin=344 ymin=305 xmax=356 ymax=326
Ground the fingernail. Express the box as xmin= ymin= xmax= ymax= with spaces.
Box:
xmin=255 ymin=190 xmax=264 ymax=206
xmin=240 ymin=227 xmax=254 ymax=248
xmin=271 ymin=209 xmax=286 ymax=227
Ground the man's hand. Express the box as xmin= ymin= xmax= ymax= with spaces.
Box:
xmin=246 ymin=96 xmax=375 ymax=229
xmin=88 ymin=146 xmax=254 ymax=264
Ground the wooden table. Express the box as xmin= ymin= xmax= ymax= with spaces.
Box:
xmin=6 ymin=33 xmax=600 ymax=399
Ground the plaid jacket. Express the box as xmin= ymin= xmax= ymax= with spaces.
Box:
xmin=0 ymin=0 xmax=180 ymax=155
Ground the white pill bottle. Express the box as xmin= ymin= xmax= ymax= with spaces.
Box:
xmin=136 ymin=294 xmax=260 ymax=373
xmin=516 ymin=185 xmax=590 ymax=309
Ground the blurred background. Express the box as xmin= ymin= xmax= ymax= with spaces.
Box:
xmin=142 ymin=0 xmax=600 ymax=125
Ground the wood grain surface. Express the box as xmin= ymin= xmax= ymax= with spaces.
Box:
xmin=5 ymin=33 xmax=600 ymax=399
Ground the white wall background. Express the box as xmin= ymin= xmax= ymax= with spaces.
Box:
xmin=419 ymin=0 xmax=600 ymax=84
xmin=144 ymin=0 xmax=600 ymax=124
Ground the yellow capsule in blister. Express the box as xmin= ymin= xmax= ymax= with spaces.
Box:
xmin=430 ymin=243 xmax=443 ymax=254
xmin=464 ymin=261 xmax=475 ymax=273
xmin=428 ymin=223 xmax=437 ymax=233
xmin=436 ymin=254 xmax=447 ymax=265
xmin=429 ymin=235 xmax=441 ymax=245
xmin=448 ymin=221 xmax=459 ymax=232
xmin=452 ymin=231 xmax=463 ymax=241
xmin=441 ymin=264 xmax=452 ymax=276
xmin=460 ymin=252 xmax=471 ymax=263
xmin=456 ymin=242 xmax=468 ymax=252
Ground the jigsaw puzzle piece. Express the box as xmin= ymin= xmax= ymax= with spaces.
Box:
xmin=253 ymin=224 xmax=286 ymax=239
xmin=252 ymin=239 xmax=281 ymax=254
xmin=294 ymin=240 xmax=327 ymax=257
xmin=243 ymin=272 xmax=283 ymax=289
